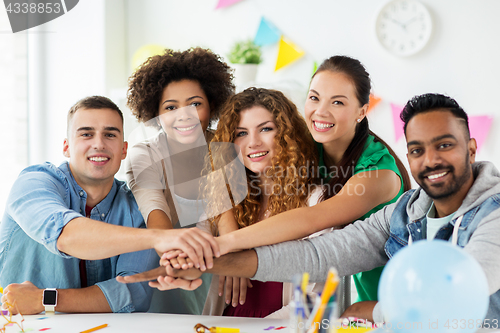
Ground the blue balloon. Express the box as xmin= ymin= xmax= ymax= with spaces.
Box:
xmin=378 ymin=240 xmax=489 ymax=333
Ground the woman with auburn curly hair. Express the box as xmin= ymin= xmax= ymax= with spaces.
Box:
xmin=199 ymin=87 xmax=323 ymax=318
xmin=125 ymin=47 xmax=234 ymax=314
xmin=212 ymin=56 xmax=411 ymax=317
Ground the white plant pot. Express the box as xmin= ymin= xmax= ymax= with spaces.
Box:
xmin=232 ymin=63 xmax=259 ymax=89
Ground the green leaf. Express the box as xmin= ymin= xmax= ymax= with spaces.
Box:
xmin=228 ymin=39 xmax=262 ymax=64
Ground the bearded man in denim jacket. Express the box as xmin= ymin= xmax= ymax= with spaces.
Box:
xmin=121 ymin=93 xmax=500 ymax=322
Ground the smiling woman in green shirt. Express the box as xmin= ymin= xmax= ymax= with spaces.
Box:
xmin=216 ymin=55 xmax=411 ymax=310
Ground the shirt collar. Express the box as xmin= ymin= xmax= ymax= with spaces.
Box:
xmin=60 ymin=161 xmax=118 ymax=219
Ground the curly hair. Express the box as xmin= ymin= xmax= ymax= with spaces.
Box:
xmin=126 ymin=47 xmax=235 ymax=127
xmin=205 ymin=88 xmax=319 ymax=234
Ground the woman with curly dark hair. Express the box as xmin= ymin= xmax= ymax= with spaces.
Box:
xmin=124 ymin=47 xmax=234 ymax=314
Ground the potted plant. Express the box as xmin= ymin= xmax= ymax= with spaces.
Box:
xmin=228 ymin=39 xmax=262 ymax=88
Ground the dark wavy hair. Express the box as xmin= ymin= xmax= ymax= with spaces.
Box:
xmin=314 ymin=56 xmax=411 ymax=199
xmin=206 ymin=88 xmax=319 ymax=234
xmin=401 ymin=93 xmax=469 ymax=138
xmin=126 ymin=47 xmax=234 ymax=127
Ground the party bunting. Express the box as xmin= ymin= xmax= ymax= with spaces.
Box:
xmin=275 ymin=37 xmax=305 ymax=71
xmin=215 ymin=0 xmax=244 ymax=9
xmin=367 ymin=94 xmax=382 ymax=114
xmin=391 ymin=103 xmax=405 ymax=142
xmin=469 ymin=115 xmax=493 ymax=152
xmin=254 ymin=17 xmax=281 ymax=46
xmin=391 ymin=105 xmax=493 ymax=148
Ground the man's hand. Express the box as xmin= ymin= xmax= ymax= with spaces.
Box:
xmin=57 ymin=218 xmax=220 ymax=269
xmin=2 ymin=283 xmax=111 ymax=314
xmin=341 ymin=301 xmax=377 ymax=322
xmin=116 ymin=264 xmax=203 ymax=284
xmin=117 ymin=249 xmax=259 ymax=292
xmin=116 ymin=264 xmax=203 ymax=291
xmin=1 ymin=281 xmax=43 ymax=315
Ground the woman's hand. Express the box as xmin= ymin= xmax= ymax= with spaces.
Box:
xmin=154 ymin=227 xmax=220 ymax=271
xmin=218 ymin=276 xmax=253 ymax=307
xmin=148 ymin=275 xmax=203 ymax=291
xmin=216 ymin=234 xmax=234 ymax=256
xmin=161 ymin=251 xmax=193 ymax=270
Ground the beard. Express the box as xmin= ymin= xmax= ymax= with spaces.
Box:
xmin=417 ymin=154 xmax=472 ymax=200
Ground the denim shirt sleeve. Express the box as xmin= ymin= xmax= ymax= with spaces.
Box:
xmin=6 ymin=171 xmax=82 ymax=257
xmin=96 ymin=248 xmax=158 ymax=313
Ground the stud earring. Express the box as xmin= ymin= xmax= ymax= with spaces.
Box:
xmin=357 ymin=119 xmax=361 ymax=123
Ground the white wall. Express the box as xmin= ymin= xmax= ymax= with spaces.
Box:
xmin=24 ymin=0 xmax=500 ymax=173
xmin=0 ymin=10 xmax=28 ymax=217
xmin=27 ymin=0 xmax=110 ymax=165
xmin=122 ymin=0 xmax=500 ymax=176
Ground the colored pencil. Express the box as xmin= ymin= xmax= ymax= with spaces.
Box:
xmin=80 ymin=323 xmax=108 ymax=333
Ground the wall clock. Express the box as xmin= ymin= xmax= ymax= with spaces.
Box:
xmin=375 ymin=0 xmax=433 ymax=56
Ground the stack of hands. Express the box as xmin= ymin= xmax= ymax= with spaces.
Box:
xmin=117 ymin=229 xmax=252 ymax=308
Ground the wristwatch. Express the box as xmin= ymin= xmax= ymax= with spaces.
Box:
xmin=42 ymin=288 xmax=57 ymax=314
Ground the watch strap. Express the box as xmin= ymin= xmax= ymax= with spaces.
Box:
xmin=44 ymin=305 xmax=55 ymax=313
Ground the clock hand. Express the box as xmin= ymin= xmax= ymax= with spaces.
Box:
xmin=389 ymin=18 xmax=405 ymax=29
xmin=402 ymin=17 xmax=418 ymax=29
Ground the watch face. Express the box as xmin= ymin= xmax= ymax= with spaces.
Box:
xmin=43 ymin=290 xmax=57 ymax=305
xmin=376 ymin=0 xmax=432 ymax=56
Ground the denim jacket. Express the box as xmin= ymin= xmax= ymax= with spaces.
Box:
xmin=254 ymin=162 xmax=500 ymax=320
xmin=385 ymin=187 xmax=500 ymax=320
xmin=0 ymin=162 xmax=157 ymax=312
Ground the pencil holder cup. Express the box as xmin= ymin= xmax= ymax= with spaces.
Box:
xmin=324 ymin=301 xmax=339 ymax=333
xmin=289 ymin=292 xmax=339 ymax=333
xmin=289 ymin=298 xmax=307 ymax=333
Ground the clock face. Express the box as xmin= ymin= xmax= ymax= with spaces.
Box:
xmin=376 ymin=0 xmax=433 ymax=56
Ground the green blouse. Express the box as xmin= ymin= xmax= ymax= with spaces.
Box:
xmin=317 ymin=134 xmax=404 ymax=302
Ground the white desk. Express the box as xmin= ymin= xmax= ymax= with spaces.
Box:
xmin=0 ymin=313 xmax=289 ymax=333
xmin=1 ymin=313 xmax=498 ymax=333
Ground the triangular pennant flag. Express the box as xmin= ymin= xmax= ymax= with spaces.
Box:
xmin=391 ymin=103 xmax=405 ymax=141
xmin=275 ymin=36 xmax=305 ymax=71
xmin=254 ymin=17 xmax=281 ymax=46
xmin=469 ymin=115 xmax=493 ymax=153
xmin=367 ymin=94 xmax=382 ymax=114
xmin=215 ymin=0 xmax=244 ymax=9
